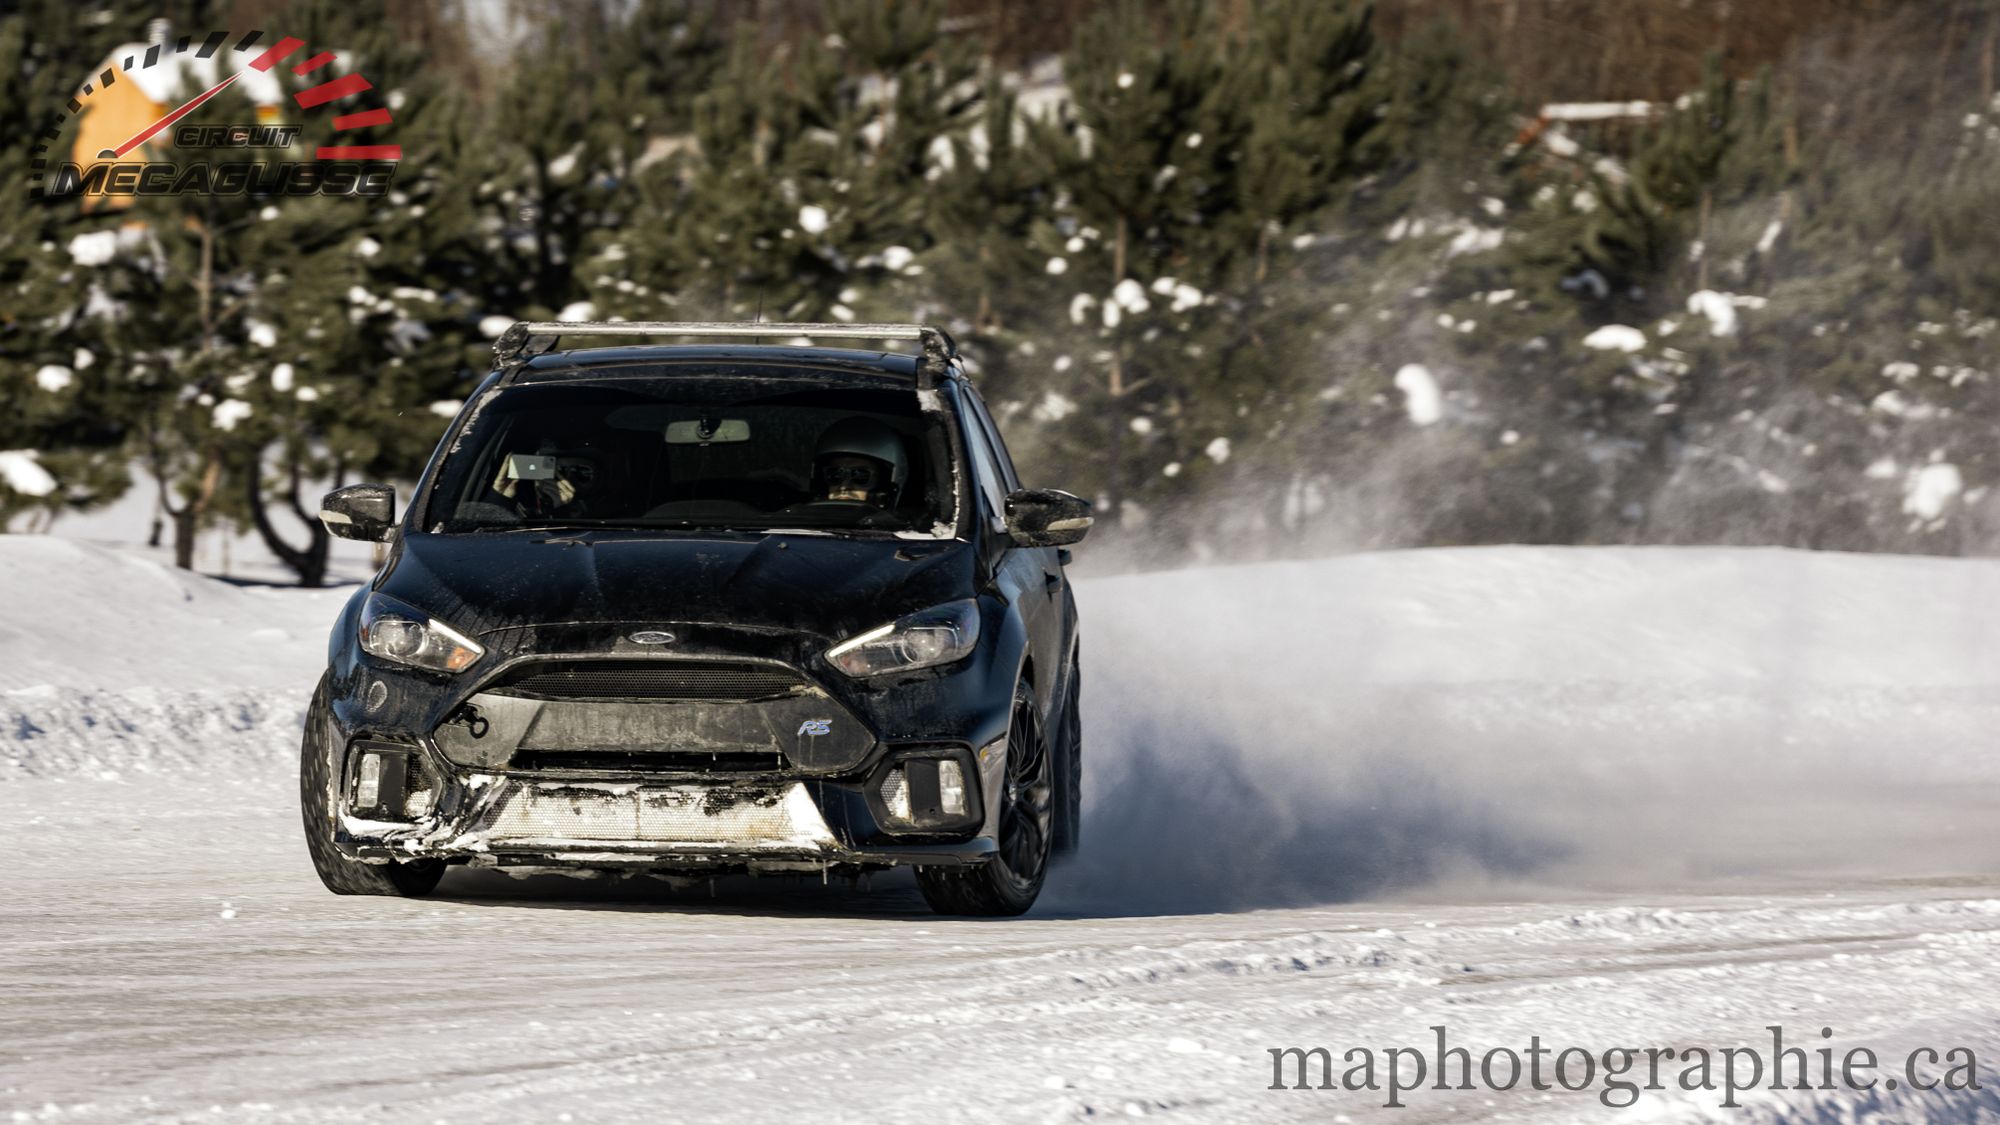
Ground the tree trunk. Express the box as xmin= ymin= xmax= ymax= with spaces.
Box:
xmin=1982 ymin=22 xmax=1995 ymax=106
xmin=166 ymin=221 xmax=224 ymax=573
xmin=173 ymin=506 xmax=198 ymax=571
xmin=245 ymin=445 xmax=330 ymax=587
xmin=1694 ymin=189 xmax=1712 ymax=292
xmin=1629 ymin=357 xmax=1712 ymax=544
xmin=169 ymin=448 xmax=225 ymax=573
xmin=976 ymin=241 xmax=993 ymax=331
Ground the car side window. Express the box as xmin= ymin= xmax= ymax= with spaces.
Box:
xmin=958 ymin=403 xmax=1008 ymax=527
xmin=965 ymin=390 xmax=1022 ymax=492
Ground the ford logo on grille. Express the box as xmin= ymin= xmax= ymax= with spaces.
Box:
xmin=627 ymin=630 xmax=677 ymax=645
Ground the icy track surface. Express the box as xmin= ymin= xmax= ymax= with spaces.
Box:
xmin=4 ymin=538 xmax=2000 ymax=1122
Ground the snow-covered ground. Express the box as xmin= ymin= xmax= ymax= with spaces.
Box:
xmin=3 ymin=538 xmax=1998 ymax=1122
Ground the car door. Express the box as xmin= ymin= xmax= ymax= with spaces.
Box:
xmin=959 ymin=388 xmax=1065 ymax=705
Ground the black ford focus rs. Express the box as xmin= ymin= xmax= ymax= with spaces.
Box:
xmin=302 ymin=323 xmax=1091 ymax=916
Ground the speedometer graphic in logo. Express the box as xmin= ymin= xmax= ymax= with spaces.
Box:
xmin=29 ymin=28 xmax=404 ymax=202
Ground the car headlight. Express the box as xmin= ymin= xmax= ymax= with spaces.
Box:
xmin=826 ymin=599 xmax=980 ymax=678
xmin=359 ymin=592 xmax=484 ymax=674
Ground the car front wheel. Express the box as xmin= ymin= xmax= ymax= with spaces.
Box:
xmin=1053 ymin=658 xmax=1081 ymax=858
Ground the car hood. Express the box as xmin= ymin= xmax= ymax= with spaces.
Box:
xmin=376 ymin=530 xmax=979 ymax=643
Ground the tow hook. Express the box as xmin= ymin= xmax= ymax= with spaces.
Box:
xmin=446 ymin=703 xmax=489 ymax=740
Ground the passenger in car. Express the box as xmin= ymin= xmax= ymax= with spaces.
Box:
xmin=487 ymin=441 xmax=602 ymax=519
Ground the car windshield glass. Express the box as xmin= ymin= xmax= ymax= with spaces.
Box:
xmin=424 ymin=377 xmax=957 ymax=535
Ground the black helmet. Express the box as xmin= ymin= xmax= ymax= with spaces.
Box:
xmin=813 ymin=417 xmax=907 ymax=502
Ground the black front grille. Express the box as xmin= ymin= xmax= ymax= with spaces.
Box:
xmin=512 ymin=749 xmax=786 ymax=774
xmin=489 ymin=659 xmax=805 ymax=702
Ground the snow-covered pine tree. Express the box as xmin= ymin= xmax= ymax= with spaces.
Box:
xmin=1237 ymin=0 xmax=1378 ymax=282
xmin=918 ymin=77 xmax=1075 ymax=453
xmin=602 ymin=0 xmax=979 ymax=325
xmin=1023 ymin=0 xmax=1383 ymax=543
xmin=467 ymin=27 xmax=638 ymax=323
xmin=0 ymin=0 xmax=178 ymax=526
xmin=600 ymin=29 xmax=794 ymax=321
xmin=926 ymin=81 xmax=1056 ymax=337
xmin=216 ymin=0 xmax=489 ymax=585
xmin=605 ymin=0 xmax=728 ymax=140
xmin=98 ymin=96 xmax=288 ymax=572
xmin=1021 ymin=0 xmax=1236 ymax=527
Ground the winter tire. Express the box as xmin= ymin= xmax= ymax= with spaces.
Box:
xmin=917 ymin=677 xmax=1052 ymax=916
xmin=1052 ymin=658 xmax=1082 ymax=858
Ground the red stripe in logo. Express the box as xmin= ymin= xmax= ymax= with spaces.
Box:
xmin=295 ymin=73 xmax=372 ymax=109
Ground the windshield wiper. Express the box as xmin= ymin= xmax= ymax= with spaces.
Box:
xmin=463 ymin=523 xmax=602 ymax=534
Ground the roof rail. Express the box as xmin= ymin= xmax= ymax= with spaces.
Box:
xmin=492 ymin=321 xmax=959 ymax=387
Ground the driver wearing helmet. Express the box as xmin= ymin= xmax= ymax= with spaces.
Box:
xmin=809 ymin=417 xmax=906 ymax=509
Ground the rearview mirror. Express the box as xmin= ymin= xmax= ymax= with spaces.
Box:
xmin=319 ymin=483 xmax=396 ymax=542
xmin=665 ymin=418 xmax=750 ymax=444
xmin=1004 ymin=488 xmax=1092 ymax=547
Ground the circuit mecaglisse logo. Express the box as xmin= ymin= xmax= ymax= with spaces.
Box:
xmin=29 ymin=28 xmax=402 ymax=200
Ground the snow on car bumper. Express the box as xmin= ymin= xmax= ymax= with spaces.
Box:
xmin=481 ymin=780 xmax=833 ymax=849
xmin=337 ymin=770 xmax=997 ymax=871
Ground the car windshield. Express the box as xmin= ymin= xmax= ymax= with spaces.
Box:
xmin=423 ymin=377 xmax=957 ymax=535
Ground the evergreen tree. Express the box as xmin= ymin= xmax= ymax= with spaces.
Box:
xmin=196 ymin=0 xmax=492 ymax=584
xmin=1021 ymin=0 xmax=1236 ymax=523
xmin=14 ymin=1 xmax=488 ymax=579
xmin=0 ymin=0 xmax=191 ymax=526
xmin=1014 ymin=0 xmax=1386 ymax=541
xmin=1238 ymin=0 xmax=1379 ymax=280
xmin=598 ymin=0 xmax=979 ymax=325
xmin=926 ymin=81 xmax=1057 ymax=335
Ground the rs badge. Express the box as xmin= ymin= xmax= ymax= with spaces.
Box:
xmin=796 ymin=719 xmax=832 ymax=736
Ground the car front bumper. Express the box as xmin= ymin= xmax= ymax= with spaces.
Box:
xmin=334 ymin=748 xmax=1001 ymax=873
xmin=320 ymin=633 xmax=1019 ymax=874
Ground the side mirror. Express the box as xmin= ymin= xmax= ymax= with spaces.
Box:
xmin=1004 ymin=488 xmax=1093 ymax=548
xmin=319 ymin=483 xmax=397 ymax=542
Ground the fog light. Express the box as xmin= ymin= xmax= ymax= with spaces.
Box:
xmin=938 ymin=759 xmax=967 ymax=816
xmin=348 ymin=742 xmax=418 ymax=818
xmin=875 ymin=752 xmax=978 ymax=833
xmin=356 ymin=752 xmax=384 ymax=807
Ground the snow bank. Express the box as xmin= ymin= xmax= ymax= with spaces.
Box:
xmin=0 ymin=538 xmax=344 ymax=780
xmin=0 ymin=538 xmax=340 ymax=693
xmin=5 ymin=686 xmax=311 ymax=781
